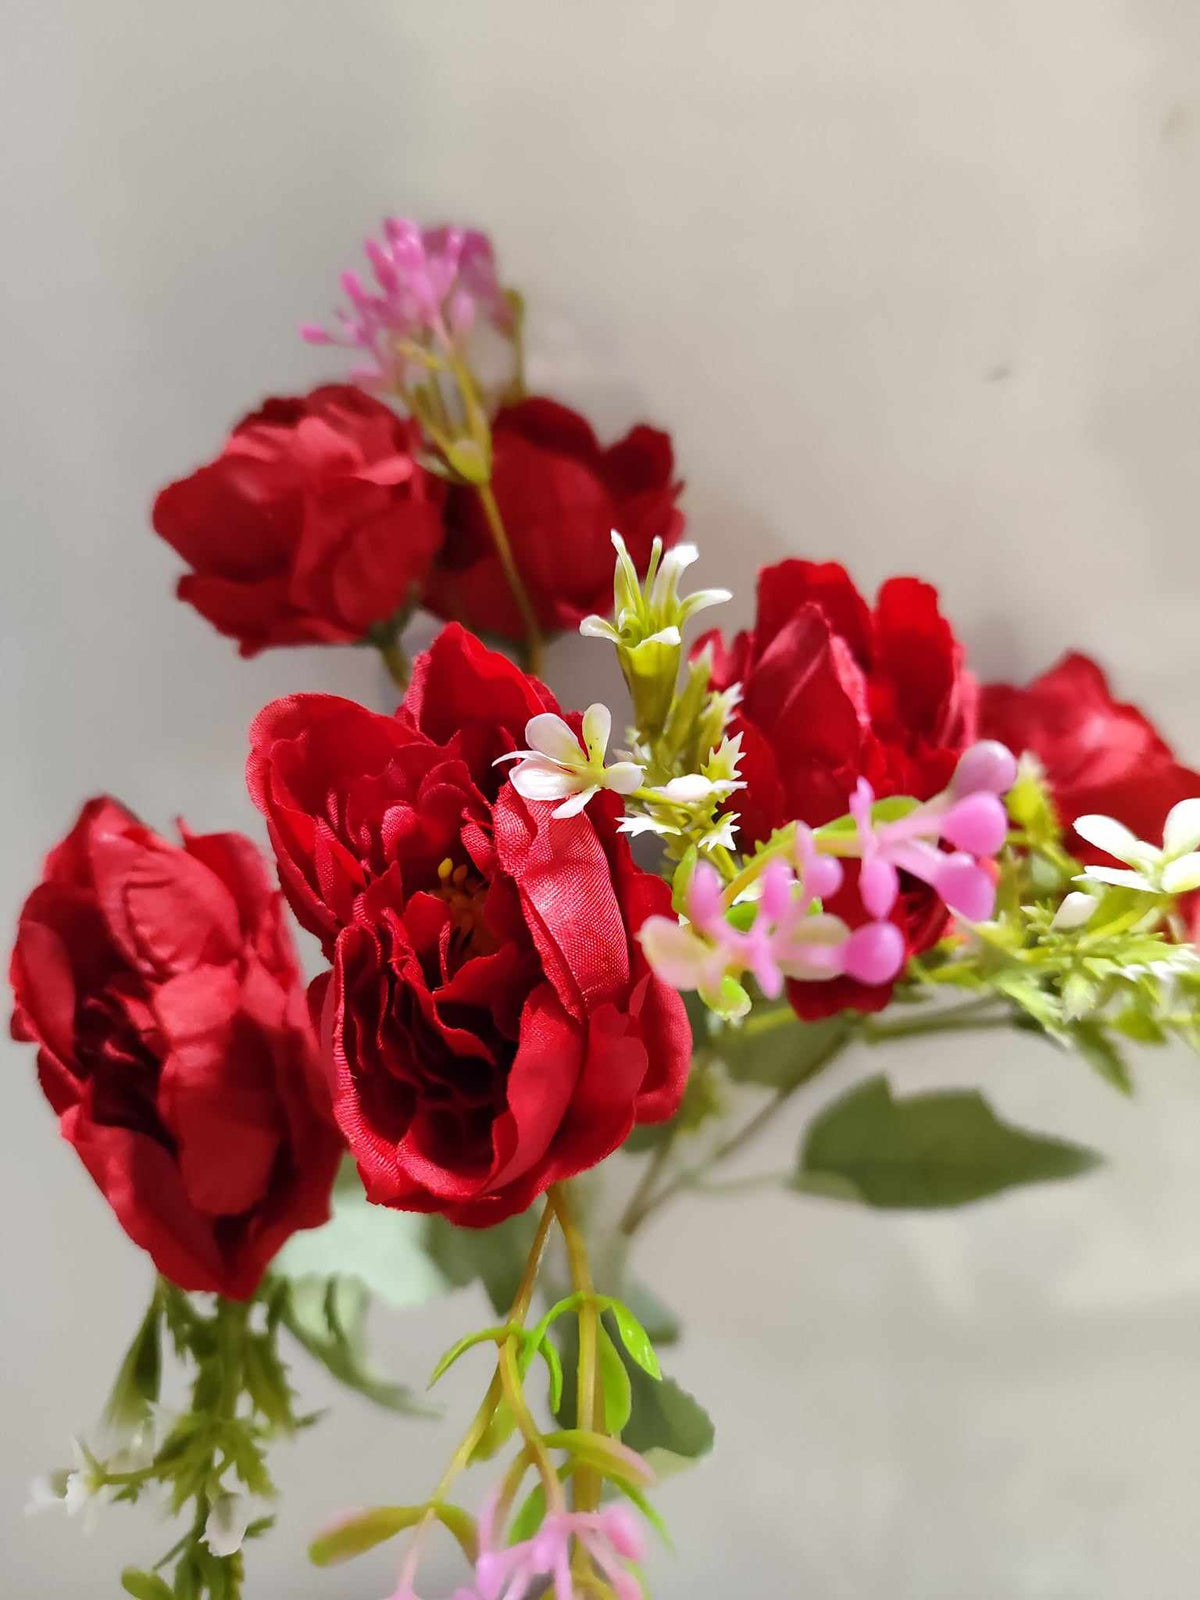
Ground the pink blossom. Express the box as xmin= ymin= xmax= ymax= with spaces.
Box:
xmin=303 ymin=219 xmax=512 ymax=389
xmin=463 ymin=1495 xmax=645 ymax=1600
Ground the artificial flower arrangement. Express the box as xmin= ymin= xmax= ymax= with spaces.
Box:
xmin=13 ymin=219 xmax=1200 ymax=1600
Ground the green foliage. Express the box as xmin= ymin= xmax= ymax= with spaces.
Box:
xmin=274 ymin=1162 xmax=452 ymax=1311
xmin=275 ymin=1276 xmax=428 ymax=1414
xmin=717 ymin=1012 xmax=852 ymax=1091
xmin=597 ymin=1324 xmax=634 ymax=1434
xmin=104 ymin=1291 xmax=163 ymax=1434
xmin=121 ymin=1571 xmax=175 ymax=1600
xmin=79 ymin=1281 xmax=330 ymax=1599
xmin=308 ymin=1502 xmax=475 ymax=1566
xmin=794 ymin=1075 xmax=1102 ymax=1209
xmin=424 ymin=1208 xmax=543 ymax=1316
xmin=554 ymin=1312 xmax=713 ymax=1473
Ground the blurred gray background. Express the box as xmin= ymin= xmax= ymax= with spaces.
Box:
xmin=5 ymin=2 xmax=1200 ymax=1595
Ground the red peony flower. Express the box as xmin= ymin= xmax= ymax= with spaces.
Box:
xmin=246 ymin=624 xmax=691 ymax=1225
xmin=697 ymin=560 xmax=978 ymax=1018
xmin=153 ymin=385 xmax=444 ymax=655
xmin=9 ymin=800 xmax=341 ymax=1297
xmin=980 ymin=652 xmax=1200 ymax=863
xmin=425 ymin=398 xmax=683 ymax=639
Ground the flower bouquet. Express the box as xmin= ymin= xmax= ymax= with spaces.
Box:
xmin=13 ymin=220 xmax=1200 ymax=1600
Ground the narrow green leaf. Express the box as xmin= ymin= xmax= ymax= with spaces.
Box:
xmin=541 ymin=1429 xmax=653 ymax=1488
xmin=428 ymin=1326 xmax=504 ymax=1389
xmin=309 ymin=1504 xmax=428 ymax=1566
xmin=608 ymin=1301 xmax=661 ymax=1380
xmin=795 ymin=1074 xmax=1103 ymax=1209
xmin=121 ymin=1570 xmax=175 ymax=1600
xmin=508 ymin=1481 xmax=547 ymax=1545
xmin=279 ymin=1278 xmax=430 ymax=1414
xmin=536 ymin=1337 xmax=564 ymax=1413
xmin=597 ymin=1324 xmax=633 ymax=1435
xmin=1070 ymin=1021 xmax=1134 ymax=1095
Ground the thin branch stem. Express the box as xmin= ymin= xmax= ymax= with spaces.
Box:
xmin=549 ymin=1183 xmax=603 ymax=1585
xmin=474 ymin=480 xmax=545 ymax=679
xmin=622 ymin=1029 xmax=852 ymax=1234
xmin=378 ymin=637 xmax=411 ymax=693
xmin=398 ymin=1198 xmax=556 ymax=1588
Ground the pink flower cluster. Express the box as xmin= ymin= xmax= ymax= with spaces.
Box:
xmin=640 ymin=740 xmax=1017 ymax=1007
xmin=302 ymin=218 xmax=512 ymax=389
xmin=385 ymin=1499 xmax=645 ymax=1600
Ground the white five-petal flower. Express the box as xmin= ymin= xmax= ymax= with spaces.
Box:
xmin=497 ymin=704 xmax=644 ymax=819
xmin=1075 ymin=798 xmax=1200 ymax=896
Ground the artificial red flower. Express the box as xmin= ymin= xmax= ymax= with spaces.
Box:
xmin=980 ymin=651 xmax=1200 ymax=863
xmin=153 ymin=385 xmax=444 ymax=655
xmin=247 ymin=624 xmax=691 ymax=1225
xmin=9 ymin=800 xmax=341 ymax=1298
xmin=425 ymin=398 xmax=683 ymax=639
xmin=697 ymin=560 xmax=978 ymax=1018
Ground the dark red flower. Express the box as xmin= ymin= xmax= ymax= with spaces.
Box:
xmin=153 ymin=385 xmax=444 ymax=655
xmin=697 ymin=560 xmax=978 ymax=1018
xmin=247 ymin=624 xmax=691 ymax=1225
xmin=980 ymin=652 xmax=1200 ymax=863
xmin=425 ymin=397 xmax=683 ymax=639
xmin=9 ymin=799 xmax=341 ymax=1298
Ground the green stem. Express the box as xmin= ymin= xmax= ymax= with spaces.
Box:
xmin=378 ymin=637 xmax=410 ymax=692
xmin=474 ymin=480 xmax=545 ymax=678
xmin=861 ymin=997 xmax=1010 ymax=1042
xmin=549 ymin=1182 xmax=603 ymax=1575
xmin=623 ymin=1028 xmax=852 ymax=1234
xmin=400 ymin=1197 xmax=557 ymax=1586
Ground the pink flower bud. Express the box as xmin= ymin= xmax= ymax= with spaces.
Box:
xmin=842 ymin=921 xmax=905 ymax=984
xmin=932 ymin=853 xmax=996 ymax=922
xmin=939 ymin=791 xmax=1008 ymax=856
xmin=950 ymin=740 xmax=1018 ymax=797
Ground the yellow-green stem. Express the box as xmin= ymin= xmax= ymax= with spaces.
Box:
xmin=475 ymin=480 xmax=545 ymax=679
xmin=549 ymin=1181 xmax=603 ymax=1580
xmin=401 ymin=1198 xmax=556 ymax=1583
xmin=378 ymin=637 xmax=411 ymax=693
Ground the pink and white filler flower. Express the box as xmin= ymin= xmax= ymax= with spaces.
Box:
xmin=302 ymin=218 xmax=513 ymax=389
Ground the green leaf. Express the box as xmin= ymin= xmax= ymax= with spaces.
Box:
xmin=428 ymin=1326 xmax=504 ymax=1388
xmin=608 ymin=1301 xmax=661 ymax=1380
xmin=424 ymin=1209 xmax=542 ymax=1316
xmin=536 ymin=1336 xmax=564 ymax=1413
xmin=541 ymin=1429 xmax=653 ymax=1488
xmin=597 ymin=1324 xmax=633 ymax=1434
xmin=620 ymin=1364 xmax=714 ymax=1471
xmin=309 ymin=1504 xmax=427 ymax=1566
xmin=1069 ymin=1021 xmax=1134 ymax=1095
xmin=794 ymin=1074 xmax=1103 ymax=1209
xmin=718 ymin=1013 xmax=851 ymax=1091
xmin=555 ymin=1317 xmax=712 ymax=1475
xmin=621 ymin=1278 xmax=680 ymax=1347
xmin=120 ymin=1570 xmax=175 ymax=1600
xmin=279 ymin=1277 xmax=430 ymax=1414
xmin=275 ymin=1162 xmax=452 ymax=1311
xmin=104 ymin=1292 xmax=163 ymax=1433
xmin=508 ymin=1480 xmax=549 ymax=1544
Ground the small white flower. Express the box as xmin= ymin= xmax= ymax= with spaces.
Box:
xmin=617 ymin=814 xmax=681 ymax=838
xmin=496 ymin=704 xmax=644 ymax=819
xmin=1051 ymin=891 xmax=1098 ymax=931
xmin=203 ymin=1491 xmax=250 ymax=1559
xmin=1076 ymin=799 xmax=1200 ymax=895
xmin=650 ymin=773 xmax=743 ymax=805
xmin=696 ymin=813 xmax=740 ymax=854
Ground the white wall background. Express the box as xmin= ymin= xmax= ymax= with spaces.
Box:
xmin=4 ymin=2 xmax=1200 ymax=1595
